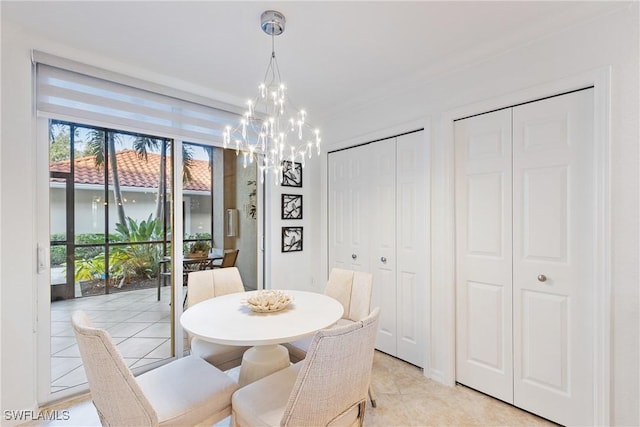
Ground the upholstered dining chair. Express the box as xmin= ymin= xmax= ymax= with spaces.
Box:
xmin=71 ymin=310 xmax=238 ymax=427
xmin=232 ymin=307 xmax=380 ymax=427
xmin=186 ymin=266 xmax=250 ymax=371
xmin=283 ymin=267 xmax=377 ymax=406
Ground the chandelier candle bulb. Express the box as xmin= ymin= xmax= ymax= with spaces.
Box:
xmin=221 ymin=10 xmax=321 ymax=183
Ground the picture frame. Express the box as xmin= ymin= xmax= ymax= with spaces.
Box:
xmin=281 ymin=160 xmax=303 ymax=187
xmin=281 ymin=226 xmax=303 ymax=252
xmin=281 ymin=194 xmax=303 ymax=220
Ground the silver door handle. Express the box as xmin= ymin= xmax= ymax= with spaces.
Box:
xmin=537 ymin=274 xmax=547 ymax=282
xmin=380 ymin=257 xmax=387 ymax=263
xmin=351 ymin=254 xmax=357 ymax=260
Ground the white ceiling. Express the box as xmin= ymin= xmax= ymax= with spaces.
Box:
xmin=2 ymin=1 xmax=623 ymax=123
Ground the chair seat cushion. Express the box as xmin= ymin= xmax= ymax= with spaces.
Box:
xmin=232 ymin=363 xmax=302 ymax=427
xmin=190 ymin=337 xmax=250 ymax=371
xmin=136 ymin=355 xmax=238 ymax=426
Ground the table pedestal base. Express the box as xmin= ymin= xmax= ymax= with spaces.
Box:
xmin=238 ymin=344 xmax=290 ymax=387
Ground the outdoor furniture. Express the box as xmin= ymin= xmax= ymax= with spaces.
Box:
xmin=231 ymin=307 xmax=381 ymax=427
xmin=212 ymin=249 xmax=239 ymax=268
xmin=186 ymin=267 xmax=251 ymax=371
xmin=156 ymin=254 xmax=223 ymax=302
xmin=71 ymin=310 xmax=238 ymax=426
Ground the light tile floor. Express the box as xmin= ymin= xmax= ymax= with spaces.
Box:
xmin=50 ymin=286 xmax=176 ymax=395
xmin=33 ymin=350 xmax=555 ymax=426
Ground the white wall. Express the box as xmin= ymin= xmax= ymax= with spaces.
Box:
xmin=320 ymin=5 xmax=639 ymax=425
xmin=1 ymin=19 xmax=38 ymax=419
xmin=265 ymin=157 xmax=322 ymax=293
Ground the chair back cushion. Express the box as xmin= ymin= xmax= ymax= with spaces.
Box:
xmin=350 ymin=271 xmax=373 ymax=321
xmin=325 ymin=268 xmax=373 ymax=322
xmin=281 ymin=308 xmax=381 ymax=426
xmin=71 ymin=311 xmax=158 ymax=426
xmin=187 ymin=267 xmax=244 ymax=308
xmin=324 ymin=268 xmax=354 ymax=319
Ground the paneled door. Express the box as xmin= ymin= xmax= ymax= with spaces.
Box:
xmin=512 ymin=89 xmax=594 ymax=425
xmin=455 ymin=88 xmax=595 ymax=425
xmin=395 ymin=131 xmax=428 ymax=367
xmin=455 ymin=109 xmax=514 ymax=403
xmin=329 ymin=131 xmax=427 ymax=367
xmin=328 ymin=144 xmax=370 ymax=272
xmin=369 ymin=139 xmax=397 ymax=355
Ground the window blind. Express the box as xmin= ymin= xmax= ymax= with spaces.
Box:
xmin=35 ymin=55 xmax=240 ymax=145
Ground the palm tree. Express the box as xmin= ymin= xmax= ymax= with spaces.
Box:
xmin=132 ymin=137 xmax=197 ymax=220
xmin=85 ymin=130 xmax=127 ymax=228
xmin=85 ymin=130 xmax=199 ymax=231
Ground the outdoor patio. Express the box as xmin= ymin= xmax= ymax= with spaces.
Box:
xmin=50 ymin=285 xmax=184 ymax=394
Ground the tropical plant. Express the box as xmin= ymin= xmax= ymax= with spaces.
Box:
xmin=109 ymin=215 xmax=163 ymax=284
xmin=74 ymin=254 xmax=106 ymax=282
xmin=73 ymin=215 xmax=163 ymax=284
xmin=49 ymin=123 xmax=81 ymax=162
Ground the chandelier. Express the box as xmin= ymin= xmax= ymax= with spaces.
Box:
xmin=223 ymin=10 xmax=321 ymax=184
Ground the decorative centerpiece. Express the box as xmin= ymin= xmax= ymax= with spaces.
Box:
xmin=245 ymin=290 xmax=292 ymax=313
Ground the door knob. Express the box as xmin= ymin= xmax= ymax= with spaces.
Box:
xmin=351 ymin=254 xmax=357 ymax=260
xmin=537 ymin=274 xmax=547 ymax=282
xmin=380 ymin=257 xmax=387 ymax=263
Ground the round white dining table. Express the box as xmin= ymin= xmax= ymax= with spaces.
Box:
xmin=180 ymin=289 xmax=344 ymax=386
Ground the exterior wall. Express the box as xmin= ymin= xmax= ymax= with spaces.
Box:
xmin=50 ymin=187 xmax=210 ymax=237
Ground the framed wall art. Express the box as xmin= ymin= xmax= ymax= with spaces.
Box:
xmin=281 ymin=160 xmax=302 ymax=187
xmin=281 ymin=194 xmax=303 ymax=220
xmin=281 ymin=226 xmax=303 ymax=252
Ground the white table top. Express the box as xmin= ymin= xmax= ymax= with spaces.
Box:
xmin=180 ymin=290 xmax=344 ymax=346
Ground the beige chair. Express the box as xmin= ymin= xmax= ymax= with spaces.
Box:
xmin=232 ymin=307 xmax=380 ymax=427
xmin=71 ymin=310 xmax=238 ymax=426
xmin=284 ymin=268 xmax=377 ymax=406
xmin=186 ymin=266 xmax=250 ymax=371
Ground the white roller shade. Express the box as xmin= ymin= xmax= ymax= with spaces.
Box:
xmin=35 ymin=57 xmax=240 ymax=144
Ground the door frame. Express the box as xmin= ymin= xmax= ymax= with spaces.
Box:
xmin=432 ymin=67 xmax=611 ymax=423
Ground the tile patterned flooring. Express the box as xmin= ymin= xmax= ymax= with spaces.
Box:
xmin=50 ymin=286 xmax=175 ymax=394
xmin=42 ymin=300 xmax=554 ymax=427
xmin=365 ymin=352 xmax=555 ymax=426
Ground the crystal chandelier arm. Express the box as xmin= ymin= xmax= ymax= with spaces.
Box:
xmin=222 ymin=10 xmax=321 ymax=185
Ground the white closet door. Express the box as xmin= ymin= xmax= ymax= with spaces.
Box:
xmin=455 ymin=109 xmax=514 ymax=403
xmin=328 ymin=149 xmax=350 ymax=270
xmin=396 ymin=131 xmax=427 ymax=367
xmin=328 ymin=145 xmax=370 ymax=271
xmin=512 ymin=89 xmax=594 ymax=426
xmin=369 ymin=139 xmax=397 ymax=354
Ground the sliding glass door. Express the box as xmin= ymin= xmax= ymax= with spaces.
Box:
xmin=39 ymin=120 xmax=260 ymax=403
xmin=46 ymin=120 xmax=175 ymax=398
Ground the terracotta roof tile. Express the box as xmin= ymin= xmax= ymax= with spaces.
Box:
xmin=50 ymin=150 xmax=211 ymax=191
